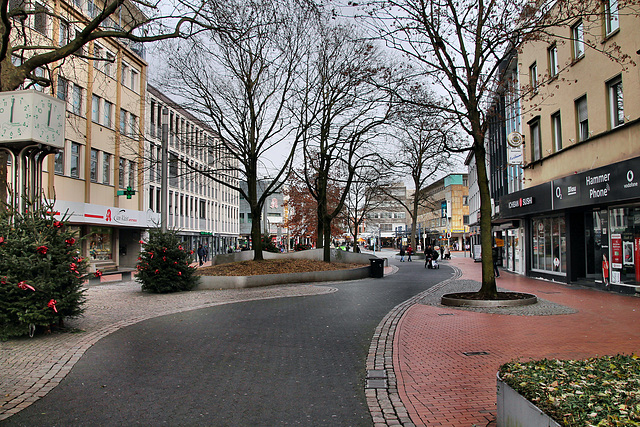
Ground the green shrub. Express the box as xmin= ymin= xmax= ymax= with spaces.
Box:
xmin=0 ymin=203 xmax=87 ymax=339
xmin=500 ymin=354 xmax=640 ymax=426
xmin=261 ymin=234 xmax=280 ymax=253
xmin=136 ymin=229 xmax=199 ymax=293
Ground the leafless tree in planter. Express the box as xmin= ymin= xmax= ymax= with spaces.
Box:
xmin=157 ymin=0 xmax=315 ymax=261
xmin=359 ymin=0 xmax=639 ymax=298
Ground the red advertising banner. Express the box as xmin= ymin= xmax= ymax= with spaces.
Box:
xmin=611 ymin=234 xmax=622 ymax=269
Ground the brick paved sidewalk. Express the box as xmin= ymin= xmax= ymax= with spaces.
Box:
xmin=0 ymin=281 xmax=335 ymax=421
xmin=394 ymin=257 xmax=640 ymax=426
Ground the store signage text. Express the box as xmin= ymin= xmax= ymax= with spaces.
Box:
xmin=508 ymin=196 xmax=534 ymax=209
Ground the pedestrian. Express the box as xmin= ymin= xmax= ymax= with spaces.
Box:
xmin=407 ymin=245 xmax=413 ymax=262
xmin=492 ymin=245 xmax=500 ymax=278
xmin=197 ymin=244 xmax=205 ymax=266
xmin=424 ymin=245 xmax=433 ymax=268
xmin=440 ymin=245 xmax=444 ymax=259
xmin=399 ymin=245 xmax=406 ymax=262
xmin=203 ymin=245 xmax=209 ymax=263
xmin=444 ymin=245 xmax=450 ymax=260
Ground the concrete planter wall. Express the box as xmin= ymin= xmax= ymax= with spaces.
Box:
xmin=197 ymin=265 xmax=371 ymax=290
xmin=497 ymin=374 xmax=560 ymax=427
xmin=211 ymin=248 xmax=378 ymax=266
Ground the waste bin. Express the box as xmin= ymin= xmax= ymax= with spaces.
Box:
xmin=369 ymin=258 xmax=384 ymax=278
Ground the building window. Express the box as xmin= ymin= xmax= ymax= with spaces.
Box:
xmin=54 ymin=149 xmax=64 ymax=175
xmin=104 ymin=51 xmax=115 ymax=77
xmin=72 ymin=84 xmax=82 ymax=116
xmin=576 ymin=95 xmax=588 ymax=141
xmin=70 ymin=142 xmax=80 ymax=178
xmin=531 ymin=216 xmax=566 ymax=275
xmin=121 ymin=64 xmax=128 ymax=87
xmin=129 ymin=113 xmax=137 ymax=136
xmin=34 ymin=3 xmax=47 ymax=35
xmin=529 ymin=62 xmax=538 ymax=94
xmin=551 ymin=111 xmax=562 ymax=152
xmin=130 ymin=69 xmax=138 ymax=91
xmin=90 ymin=149 xmax=98 ymax=182
xmin=119 ymin=158 xmax=126 ymax=188
xmin=239 ymin=212 xmax=244 ymax=223
xmin=58 ymin=19 xmax=69 ymax=46
xmin=149 ymin=187 xmax=154 ymax=211
xmin=529 ymin=118 xmax=542 ymax=162
xmin=128 ymin=160 xmax=135 ymax=188
xmin=56 ymin=77 xmax=68 ymax=101
xmin=120 ymin=109 xmax=126 ymax=135
xmin=548 ymin=45 xmax=558 ymax=78
xmin=607 ymin=75 xmax=624 ymax=128
xmin=571 ymin=21 xmax=584 ymax=60
xmin=102 ymin=153 xmax=110 ymax=184
xmin=93 ymin=45 xmax=102 ymax=70
xmin=103 ymin=100 xmax=112 ymax=128
xmin=604 ymin=0 xmax=619 ymax=35
xmin=91 ymin=94 xmax=100 ymax=123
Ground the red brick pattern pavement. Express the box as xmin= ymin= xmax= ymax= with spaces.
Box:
xmin=394 ymin=256 xmax=640 ymax=426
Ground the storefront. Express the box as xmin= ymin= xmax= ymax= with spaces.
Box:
xmin=52 ymin=200 xmax=160 ymax=271
xmin=500 ymin=156 xmax=640 ymax=291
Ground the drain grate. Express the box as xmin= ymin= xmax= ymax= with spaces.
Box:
xmin=463 ymin=351 xmax=489 ymax=356
xmin=438 ymin=313 xmax=455 ymax=316
xmin=365 ymin=369 xmax=388 ymax=389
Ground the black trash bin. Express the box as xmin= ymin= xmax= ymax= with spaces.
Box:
xmin=369 ymin=258 xmax=384 ymax=278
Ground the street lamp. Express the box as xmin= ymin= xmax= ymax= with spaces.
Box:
xmin=160 ymin=107 xmax=168 ymax=232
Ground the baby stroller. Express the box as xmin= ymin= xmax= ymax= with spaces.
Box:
xmin=425 ymin=251 xmax=440 ymax=269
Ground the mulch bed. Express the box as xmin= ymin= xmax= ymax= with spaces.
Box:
xmin=195 ymin=259 xmax=364 ymax=277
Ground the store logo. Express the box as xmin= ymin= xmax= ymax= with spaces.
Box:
xmin=555 ymin=187 xmax=562 ymax=199
xmin=567 ymin=185 xmax=577 ymax=196
xmin=624 ymin=170 xmax=638 ymax=189
xmin=508 ymin=197 xmax=534 ymax=209
xmin=114 ymin=209 xmax=138 ymax=224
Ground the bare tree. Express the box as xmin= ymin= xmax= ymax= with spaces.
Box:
xmin=381 ymin=101 xmax=453 ymax=250
xmin=158 ymin=0 xmax=314 ymax=261
xmin=361 ymin=0 xmax=638 ymax=298
xmin=292 ymin=20 xmax=397 ymax=262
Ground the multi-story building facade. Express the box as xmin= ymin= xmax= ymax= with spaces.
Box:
xmin=499 ymin=0 xmax=640 ymax=291
xmin=146 ymin=85 xmax=239 ymax=255
xmin=239 ymin=179 xmax=287 ymax=249
xmin=22 ymin=0 xmax=155 ymax=272
xmin=416 ymin=174 xmax=469 ymax=251
xmin=366 ymin=183 xmax=408 ymax=248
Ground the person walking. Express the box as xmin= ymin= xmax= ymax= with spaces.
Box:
xmin=197 ymin=244 xmax=205 ymax=266
xmin=407 ymin=245 xmax=413 ymax=262
xmin=444 ymin=245 xmax=450 ymax=260
xmin=424 ymin=245 xmax=433 ymax=268
xmin=492 ymin=245 xmax=500 ymax=278
xmin=399 ymin=246 xmax=406 ymax=262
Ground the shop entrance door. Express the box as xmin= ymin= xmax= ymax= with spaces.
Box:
xmin=585 ymin=210 xmax=607 ymax=281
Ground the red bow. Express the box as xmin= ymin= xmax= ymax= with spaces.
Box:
xmin=18 ymin=281 xmax=36 ymax=291
xmin=48 ymin=299 xmax=58 ymax=313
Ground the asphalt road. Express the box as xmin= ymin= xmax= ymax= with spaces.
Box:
xmin=4 ymin=259 xmax=452 ymax=426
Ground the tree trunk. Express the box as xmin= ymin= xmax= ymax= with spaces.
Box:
xmin=474 ymin=139 xmax=498 ymax=299
xmin=323 ymin=216 xmax=332 ymax=262
xmin=250 ymin=206 xmax=264 ymax=261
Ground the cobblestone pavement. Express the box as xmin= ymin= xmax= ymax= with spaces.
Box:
xmin=393 ymin=256 xmax=640 ymax=426
xmin=0 ymin=281 xmax=336 ymax=421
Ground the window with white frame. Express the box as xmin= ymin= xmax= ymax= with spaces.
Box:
xmin=70 ymin=142 xmax=80 ymax=178
xmin=58 ymin=19 xmax=69 ymax=46
xmin=103 ymin=100 xmax=112 ymax=128
xmin=128 ymin=160 xmax=135 ymax=188
xmin=552 ymin=111 xmax=562 ymax=152
xmin=576 ymin=95 xmax=589 ymax=141
xmin=121 ymin=64 xmax=128 ymax=86
xmin=119 ymin=157 xmax=126 ymax=188
xmin=104 ymin=51 xmax=115 ymax=77
xmin=129 ymin=113 xmax=137 ymax=136
xmin=530 ymin=118 xmax=542 ymax=161
xmin=571 ymin=21 xmax=584 ymax=59
xmin=529 ymin=62 xmax=538 ymax=94
xmin=54 ymin=148 xmax=64 ymax=175
xmin=607 ymin=75 xmax=624 ymax=128
xmin=548 ymin=45 xmax=558 ymax=78
xmin=93 ymin=45 xmax=102 ymax=70
xmin=102 ymin=152 xmax=110 ymax=184
xmin=130 ymin=69 xmax=138 ymax=91
xmin=604 ymin=0 xmax=619 ymax=35
xmin=90 ymin=148 xmax=98 ymax=182
xmin=72 ymin=84 xmax=83 ymax=115
xmin=120 ymin=109 xmax=127 ymax=135
xmin=57 ymin=76 xmax=68 ymax=101
xmin=91 ymin=94 xmax=100 ymax=123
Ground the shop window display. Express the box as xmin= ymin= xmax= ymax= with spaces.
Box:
xmin=531 ymin=216 xmax=566 ymax=275
xmin=89 ymin=227 xmax=113 ymax=260
xmin=608 ymin=206 xmax=640 ymax=285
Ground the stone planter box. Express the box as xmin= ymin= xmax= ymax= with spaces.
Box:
xmin=497 ymin=374 xmax=560 ymax=427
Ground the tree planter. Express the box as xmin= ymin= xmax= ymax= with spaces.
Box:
xmin=441 ymin=292 xmax=537 ymax=307
xmin=497 ymin=374 xmax=560 ymax=427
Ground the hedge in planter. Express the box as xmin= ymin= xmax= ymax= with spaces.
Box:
xmin=499 ymin=354 xmax=640 ymax=426
xmin=0 ymin=205 xmax=88 ymax=340
xmin=136 ymin=229 xmax=199 ymax=293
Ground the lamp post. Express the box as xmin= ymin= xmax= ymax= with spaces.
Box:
xmin=160 ymin=108 xmax=168 ymax=232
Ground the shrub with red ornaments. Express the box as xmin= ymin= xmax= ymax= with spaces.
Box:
xmin=0 ymin=203 xmax=88 ymax=340
xmin=136 ymin=229 xmax=199 ymax=293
